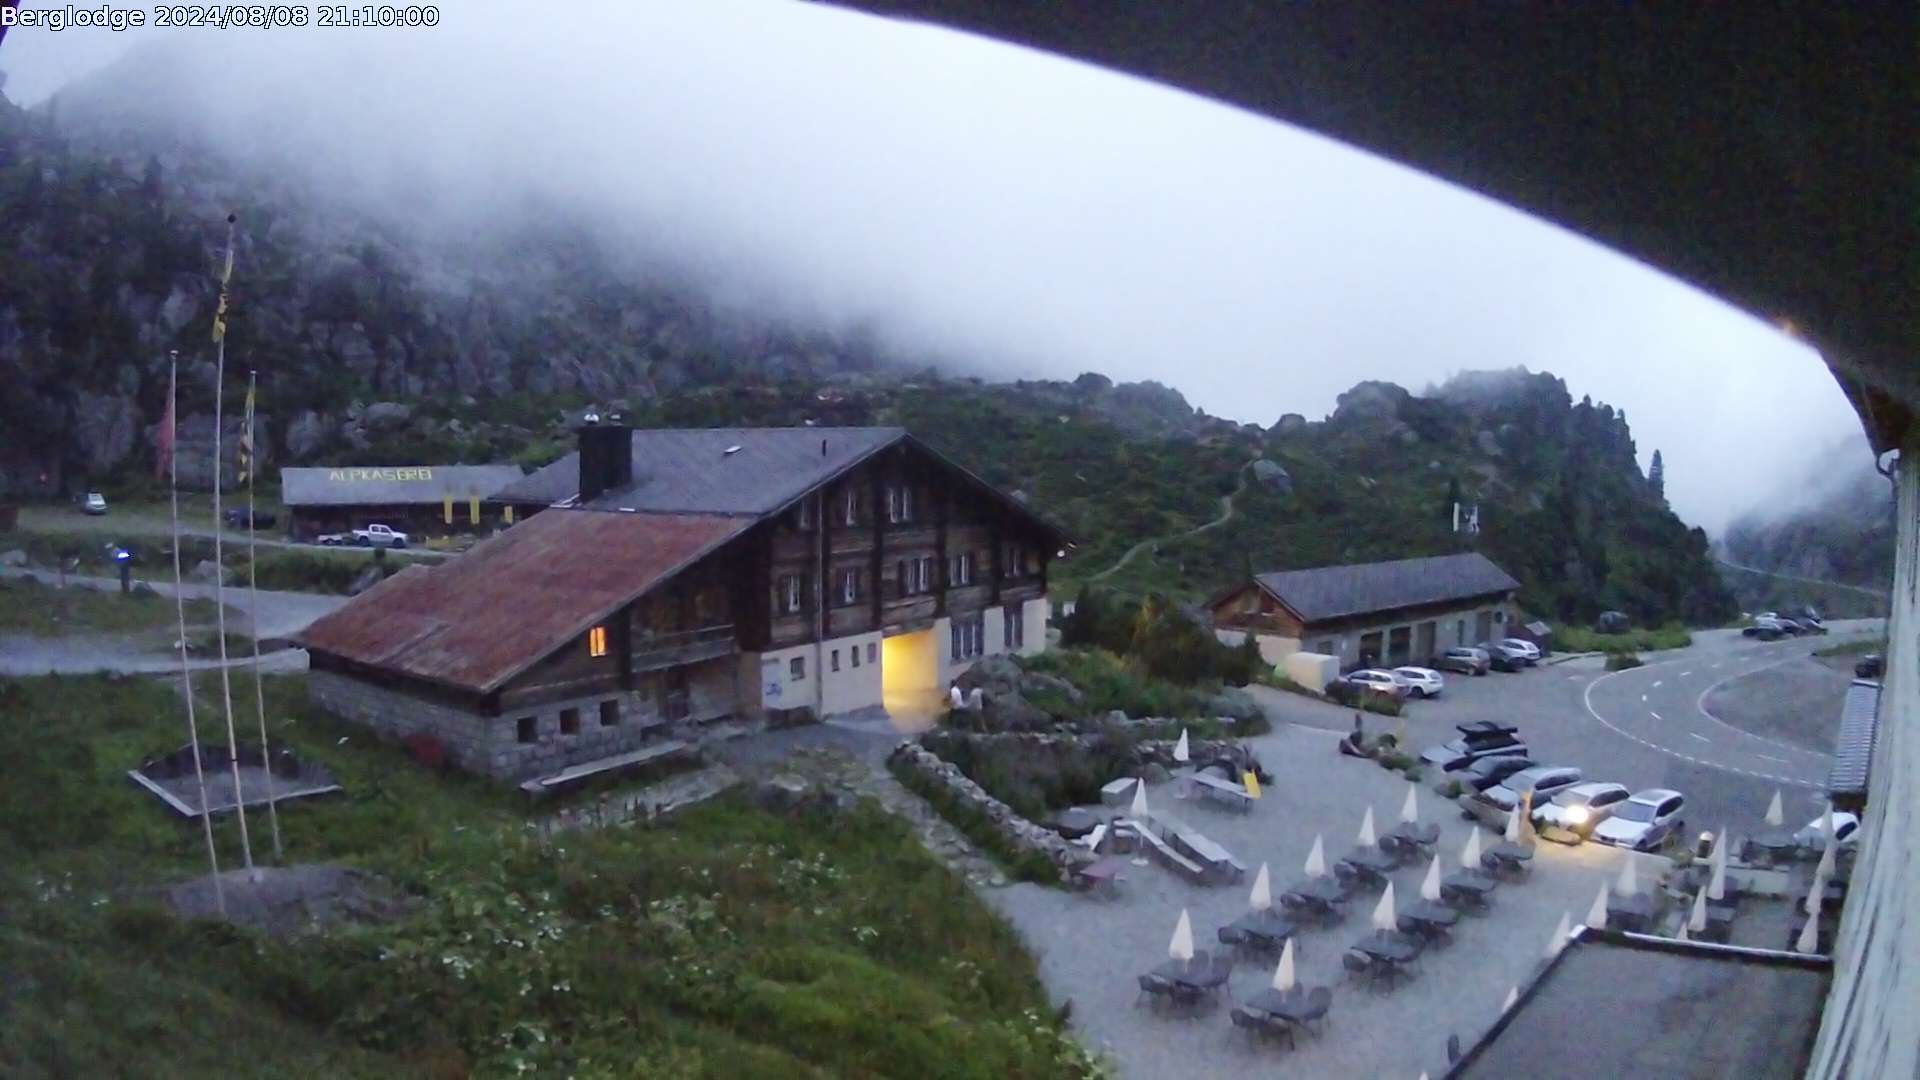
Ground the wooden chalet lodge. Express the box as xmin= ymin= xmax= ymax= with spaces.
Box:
xmin=299 ymin=418 xmax=1067 ymax=783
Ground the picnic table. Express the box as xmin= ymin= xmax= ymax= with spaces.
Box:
xmin=1606 ymin=893 xmax=1657 ymax=932
xmin=1339 ymin=846 xmax=1399 ymax=887
xmin=1247 ymin=985 xmax=1328 ymax=1025
xmin=1226 ymin=908 xmax=1296 ymax=952
xmin=1746 ymin=830 xmax=1798 ymax=864
xmin=1181 ymin=771 xmax=1256 ymax=813
xmin=1382 ymin=821 xmax=1441 ymax=857
xmin=1151 ymin=951 xmax=1233 ymax=996
xmin=1397 ymin=898 xmax=1461 ymax=942
xmin=1441 ymin=870 xmax=1498 ymax=911
xmin=1072 ymin=856 xmax=1127 ymax=896
xmin=1282 ymin=875 xmax=1349 ymax=918
xmin=1482 ymin=841 xmax=1535 ymax=877
xmin=1352 ymin=929 xmax=1421 ymax=987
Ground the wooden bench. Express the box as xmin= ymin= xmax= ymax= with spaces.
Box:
xmin=1124 ymin=817 xmax=1209 ymax=884
xmin=519 ymin=739 xmax=690 ymax=798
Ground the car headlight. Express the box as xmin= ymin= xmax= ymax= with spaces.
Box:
xmin=1565 ymin=806 xmax=1590 ymax=825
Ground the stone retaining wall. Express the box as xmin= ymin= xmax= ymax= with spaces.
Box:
xmin=888 ymin=742 xmax=1093 ymax=882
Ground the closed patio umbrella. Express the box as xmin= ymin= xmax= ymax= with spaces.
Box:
xmin=1586 ymin=883 xmax=1610 ymax=929
xmin=1502 ymin=986 xmax=1518 ymax=1011
xmin=1708 ymin=825 xmax=1729 ymax=901
xmin=1250 ymin=862 xmax=1272 ymax=912
xmin=1400 ymin=783 xmax=1419 ymax=824
xmin=1129 ymin=777 xmax=1149 ymax=819
xmin=1371 ymin=881 xmax=1398 ymax=931
xmin=1689 ymin=888 xmax=1708 ymax=933
xmin=1615 ymin=854 xmax=1638 ymax=896
xmin=1460 ymin=828 xmax=1483 ymax=870
xmin=1169 ymin=908 xmax=1195 ymax=962
xmin=1272 ymin=937 xmax=1297 ymax=993
xmin=1765 ymin=790 xmax=1785 ymax=828
xmin=1806 ymin=868 xmax=1829 ymax=918
xmin=1815 ymin=806 xmax=1839 ymax=879
xmin=1795 ymin=912 xmax=1821 ymax=954
xmin=1305 ymin=833 xmax=1329 ymax=878
xmin=1503 ymin=804 xmax=1523 ymax=844
xmin=1359 ymin=806 xmax=1377 ymax=848
xmin=1420 ymin=855 xmax=1442 ymax=902
xmin=1173 ymin=728 xmax=1190 ymax=764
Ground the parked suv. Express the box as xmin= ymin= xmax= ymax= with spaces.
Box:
xmin=1477 ymin=641 xmax=1527 ymax=672
xmin=1533 ymin=781 xmax=1631 ymax=844
xmin=1437 ymin=647 xmax=1491 ymax=676
xmin=1457 ymin=755 xmax=1535 ymax=793
xmin=1419 ymin=721 xmax=1527 ymax=771
xmin=1498 ymin=638 xmax=1543 ymax=665
xmin=1466 ymin=765 xmax=1584 ymax=828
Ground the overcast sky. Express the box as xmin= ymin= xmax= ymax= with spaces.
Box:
xmin=0 ymin=0 xmax=1867 ymax=532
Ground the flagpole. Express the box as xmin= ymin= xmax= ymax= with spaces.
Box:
xmin=164 ymin=349 xmax=226 ymax=914
xmin=243 ymin=368 xmax=283 ymax=862
xmin=209 ymin=212 xmax=259 ymax=881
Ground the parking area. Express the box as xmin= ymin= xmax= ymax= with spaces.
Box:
xmin=985 ymin=727 xmax=1628 ymax=1078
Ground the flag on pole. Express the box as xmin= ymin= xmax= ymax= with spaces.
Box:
xmin=237 ymin=380 xmax=256 ymax=483
xmin=155 ymin=367 xmax=177 ymax=481
xmin=211 ymin=234 xmax=235 ymax=343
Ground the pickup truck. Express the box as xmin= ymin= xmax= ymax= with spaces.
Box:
xmin=318 ymin=523 xmax=410 ymax=549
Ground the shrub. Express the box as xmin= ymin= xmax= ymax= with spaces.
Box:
xmin=1554 ymin=623 xmax=1692 ymax=655
xmin=1402 ymin=765 xmax=1425 ymax=783
xmin=1377 ymin=750 xmax=1413 ymax=771
xmin=1439 ymin=778 xmax=1465 ymax=799
xmin=1361 ymin=695 xmax=1403 ymax=717
xmin=1604 ymin=652 xmax=1645 ymax=671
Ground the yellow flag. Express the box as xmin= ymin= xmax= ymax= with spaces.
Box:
xmin=442 ymin=496 xmax=453 ymax=524
xmin=468 ymin=496 xmax=480 ymax=524
xmin=503 ymin=505 xmax=515 ymax=524
xmin=1243 ymin=771 xmax=1262 ymax=799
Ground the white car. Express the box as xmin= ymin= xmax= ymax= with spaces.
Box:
xmin=1532 ymin=781 xmax=1631 ymax=843
xmin=1346 ymin=668 xmax=1409 ymax=698
xmin=1392 ymin=666 xmax=1445 ymax=698
xmin=1792 ymin=812 xmax=1861 ymax=851
xmin=80 ymin=491 xmax=108 ymax=515
xmin=1591 ymin=788 xmax=1688 ymax=852
xmin=1499 ymin=637 xmax=1543 ymax=664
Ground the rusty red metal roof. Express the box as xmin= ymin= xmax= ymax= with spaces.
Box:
xmin=297 ymin=509 xmax=749 ymax=694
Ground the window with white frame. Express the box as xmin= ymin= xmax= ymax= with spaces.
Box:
xmin=842 ymin=487 xmax=859 ymax=526
xmin=778 ymin=574 xmax=805 ymax=615
xmin=791 ymin=499 xmax=813 ymax=530
xmin=838 ymin=568 xmax=860 ymax=606
xmin=951 ymin=613 xmax=985 ymax=660
xmin=951 ymin=552 xmax=973 ymax=586
xmin=1003 ymin=543 xmax=1025 ymax=578
xmin=886 ymin=484 xmax=914 ymax=524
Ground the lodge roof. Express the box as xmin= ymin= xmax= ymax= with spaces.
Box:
xmin=281 ymin=464 xmax=526 ymax=508
xmin=491 ymin=427 xmax=907 ymax=514
xmin=1251 ymin=552 xmax=1520 ymax=625
xmin=297 ymin=509 xmax=749 ymax=694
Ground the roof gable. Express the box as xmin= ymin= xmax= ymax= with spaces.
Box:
xmin=1253 ymin=553 xmax=1519 ymax=624
xmin=297 ymin=509 xmax=749 ymax=693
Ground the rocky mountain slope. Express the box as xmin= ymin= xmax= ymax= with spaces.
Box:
xmin=0 ymin=82 xmax=1734 ymax=627
xmin=1719 ymin=442 xmax=1893 ymax=616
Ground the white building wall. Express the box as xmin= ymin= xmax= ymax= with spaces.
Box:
xmin=1215 ymin=627 xmax=1302 ymax=667
xmin=1019 ymin=595 xmax=1051 ymax=657
xmin=741 ymin=633 xmax=884 ymax=719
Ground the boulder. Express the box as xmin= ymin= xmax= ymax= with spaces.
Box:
xmin=1141 ymin=762 xmax=1173 ymax=784
xmin=285 ymin=410 xmax=328 ymax=459
xmin=362 ymin=401 xmax=413 ymax=429
xmin=1271 ymin=413 xmax=1308 ymax=435
xmin=0 ymin=549 xmax=25 ymax=567
xmin=1475 ymin=429 xmax=1502 ymax=457
xmin=753 ymin=773 xmax=814 ymax=812
xmin=955 ymin=654 xmax=1022 ymax=697
xmin=189 ymin=559 xmax=224 ymax=584
xmin=1018 ymin=669 xmax=1084 ymax=704
xmin=1250 ymin=458 xmax=1293 ymax=494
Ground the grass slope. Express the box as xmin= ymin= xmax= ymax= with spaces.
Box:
xmin=0 ymin=673 xmax=1099 ymax=1078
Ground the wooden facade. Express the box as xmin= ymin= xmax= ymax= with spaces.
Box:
xmin=484 ymin=439 xmax=1056 ymax=716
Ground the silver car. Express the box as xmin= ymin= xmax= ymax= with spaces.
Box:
xmin=1466 ymin=765 xmax=1584 ymax=828
xmin=1532 ymin=781 xmax=1631 ymax=844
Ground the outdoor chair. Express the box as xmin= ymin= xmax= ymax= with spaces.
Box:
xmin=1341 ymin=949 xmax=1377 ymax=987
xmin=1137 ymin=974 xmax=1172 ymax=1007
xmin=1167 ymin=981 xmax=1207 ymax=1009
xmin=1301 ymin=986 xmax=1333 ymax=1035
xmin=1229 ymin=1006 xmax=1264 ymax=1042
xmin=1218 ymin=926 xmax=1247 ymax=948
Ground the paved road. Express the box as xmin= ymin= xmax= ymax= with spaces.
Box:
xmin=1251 ymin=620 xmax=1884 ymax=846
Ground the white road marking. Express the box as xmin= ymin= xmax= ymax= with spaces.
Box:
xmin=1758 ymin=754 xmax=1789 ymax=764
xmin=1688 ymin=733 xmax=1709 ymax=743
xmin=1579 ymin=662 xmax=1823 ymax=788
xmin=1650 ymin=710 xmax=1663 ymax=720
xmin=1680 ymin=670 xmax=1693 ymax=677
xmin=1641 ymin=694 xmax=1648 ymax=703
xmin=1652 ymin=680 xmax=1663 ymax=688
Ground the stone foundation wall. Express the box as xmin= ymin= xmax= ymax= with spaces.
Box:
xmin=888 ymin=742 xmax=1092 ymax=882
xmin=310 ymin=671 xmax=670 ymax=782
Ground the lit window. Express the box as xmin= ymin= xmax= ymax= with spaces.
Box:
xmin=588 ymin=625 xmax=609 ymax=658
